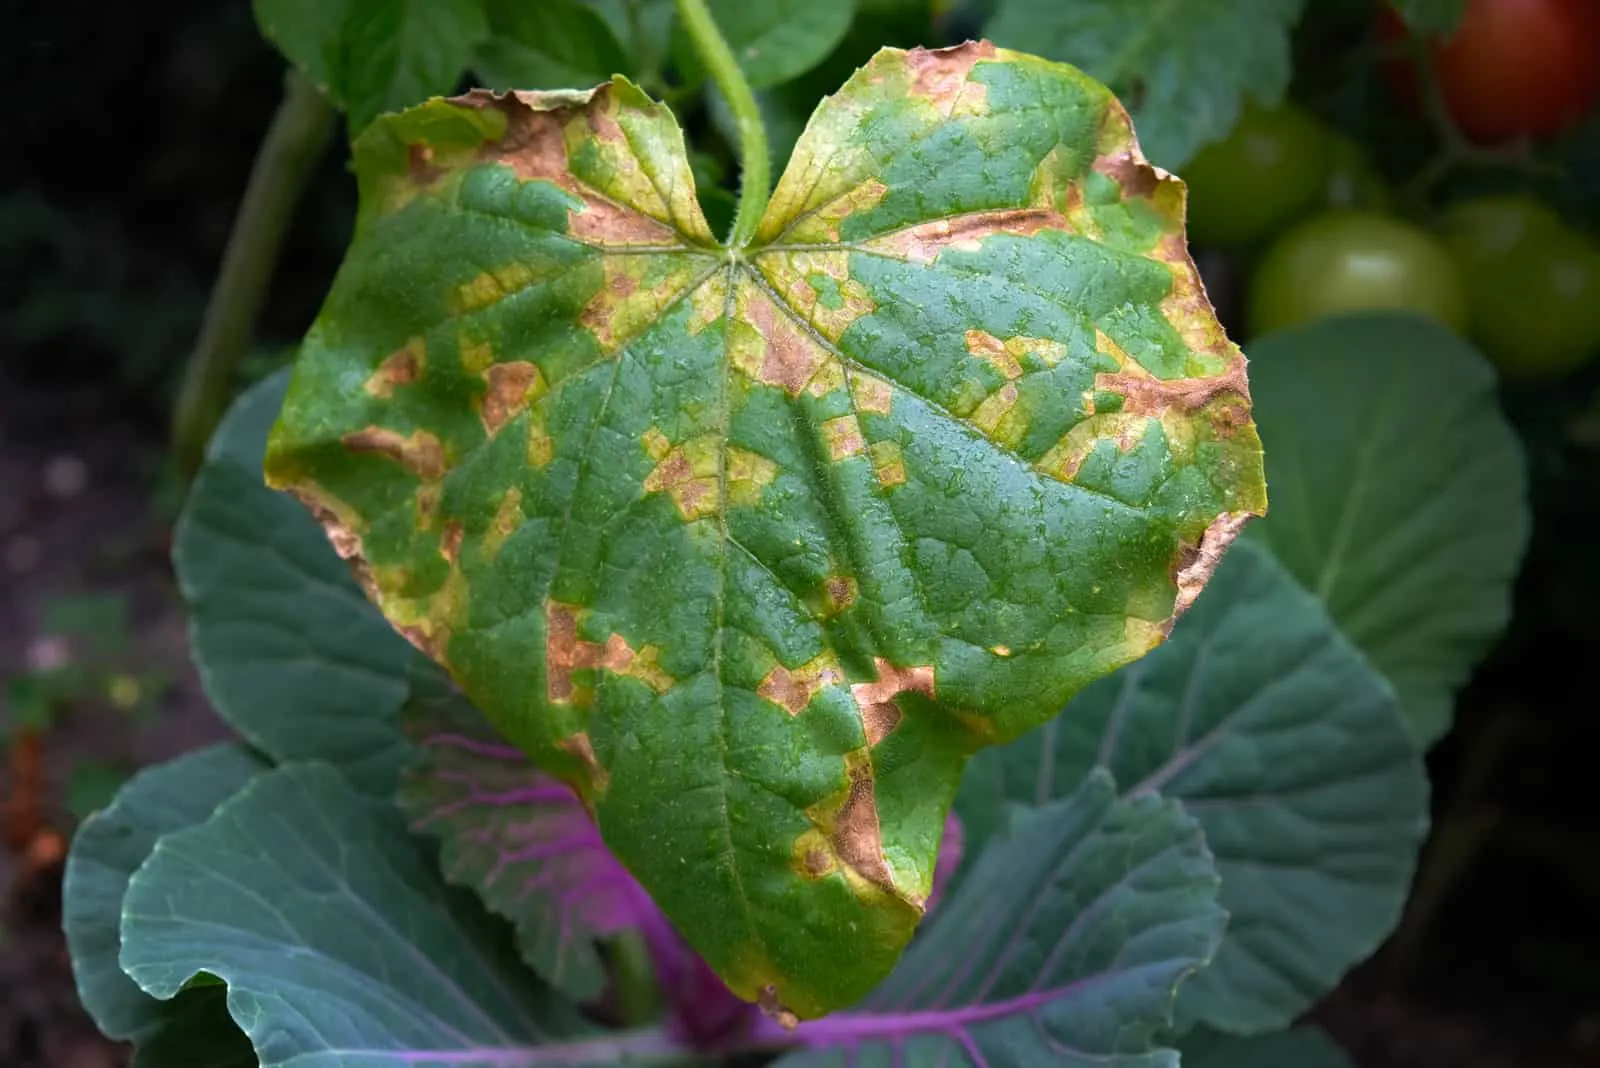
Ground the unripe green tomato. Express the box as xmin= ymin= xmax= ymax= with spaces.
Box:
xmin=1247 ymin=211 xmax=1469 ymax=338
xmin=1321 ymin=134 xmax=1391 ymax=214
xmin=1437 ymin=195 xmax=1600 ymax=380
xmin=1181 ymin=102 xmax=1333 ymax=247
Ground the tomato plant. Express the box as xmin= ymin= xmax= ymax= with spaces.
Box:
xmin=1181 ymin=102 xmax=1334 ymax=246
xmin=1247 ymin=211 xmax=1468 ymax=337
xmin=1380 ymin=0 xmax=1600 ymax=143
xmin=1439 ymin=194 xmax=1600 ymax=379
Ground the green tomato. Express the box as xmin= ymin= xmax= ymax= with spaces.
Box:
xmin=1247 ymin=211 xmax=1469 ymax=338
xmin=1322 ymin=133 xmax=1391 ymax=214
xmin=1438 ymin=195 xmax=1600 ymax=380
xmin=1181 ymin=101 xmax=1333 ymax=247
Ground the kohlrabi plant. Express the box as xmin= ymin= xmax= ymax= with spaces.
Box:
xmin=64 ymin=1 xmax=1532 ymax=1066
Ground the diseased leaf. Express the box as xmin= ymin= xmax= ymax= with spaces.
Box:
xmin=1244 ymin=312 xmax=1529 ymax=745
xmin=770 ymin=770 xmax=1225 ymax=1067
xmin=397 ymin=663 xmax=668 ymax=1003
xmin=957 ymin=541 xmax=1429 ymax=1034
xmin=986 ymin=0 xmax=1306 ymax=168
xmin=1388 ymin=0 xmax=1467 ymax=34
xmin=62 ymin=745 xmax=265 ymax=1057
xmin=173 ymin=370 xmax=414 ymax=796
xmin=253 ymin=0 xmax=489 ymax=131
xmin=118 ymin=762 xmax=680 ymax=1067
xmin=1180 ymin=1025 xmax=1355 ymax=1068
xmin=264 ymin=43 xmax=1267 ymax=1017
xmin=472 ymin=0 xmax=632 ymax=91
xmin=673 ymin=0 xmax=859 ymax=89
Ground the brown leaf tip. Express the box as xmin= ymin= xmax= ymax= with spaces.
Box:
xmin=1164 ymin=511 xmax=1254 ymax=633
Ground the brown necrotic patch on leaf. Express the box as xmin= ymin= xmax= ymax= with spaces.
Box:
xmin=830 ymin=757 xmax=901 ymax=901
xmin=480 ymin=361 xmax=546 ymax=436
xmin=734 ymin=286 xmax=834 ymax=396
xmin=824 ymin=576 xmax=858 ymax=614
xmin=1096 ymin=355 xmax=1251 ymax=418
xmin=643 ymin=437 xmax=721 ymax=521
xmin=287 ymin=488 xmax=380 ymax=605
xmin=341 ymin=427 xmax=447 ymax=480
xmin=1164 ymin=511 xmax=1253 ymax=634
xmin=545 ymin=602 xmax=673 ymax=705
xmin=903 ymin=41 xmax=996 ymax=116
xmin=850 ymin=658 xmax=934 ymax=747
xmin=757 ymin=654 xmax=845 ymax=716
xmin=965 ymin=330 xmax=1025 ymax=381
xmin=439 ymin=521 xmax=465 ymax=565
xmin=365 ymin=338 xmax=424 ymax=398
xmin=461 ymin=88 xmax=683 ymax=248
xmin=558 ymin=731 xmax=609 ymax=792
xmin=862 ymin=208 xmax=1072 ymax=265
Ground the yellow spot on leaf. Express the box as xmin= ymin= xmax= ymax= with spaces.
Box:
xmin=778 ymin=179 xmax=890 ymax=245
xmin=641 ymin=427 xmax=672 ymax=462
xmin=727 ymin=448 xmax=778 ymax=508
xmin=527 ymin=418 xmax=554 ymax=468
xmin=821 ymin=415 xmax=866 ymax=460
xmin=459 ymin=336 xmax=495 ymax=375
xmin=869 ymin=440 xmax=906 ymax=488
xmin=851 ymin=374 xmax=893 ymax=415
xmin=970 ymin=382 xmax=1024 ymax=444
xmin=1035 ymin=413 xmax=1151 ymax=482
xmin=482 ymin=487 xmax=524 ymax=559
xmin=453 ymin=261 xmax=538 ymax=316
xmin=731 ymin=284 xmax=836 ymax=396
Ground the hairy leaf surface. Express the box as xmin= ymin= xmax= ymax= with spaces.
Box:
xmin=987 ymin=0 xmax=1305 ymax=168
xmin=958 ymin=542 xmax=1428 ymax=1033
xmin=265 ymin=42 xmax=1266 ymax=1016
xmin=771 ymin=771 xmax=1225 ymax=1067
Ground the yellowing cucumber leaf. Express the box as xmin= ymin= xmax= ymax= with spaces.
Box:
xmin=264 ymin=42 xmax=1267 ymax=1018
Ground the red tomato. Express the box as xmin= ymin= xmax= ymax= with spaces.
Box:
xmin=1379 ymin=0 xmax=1600 ymax=143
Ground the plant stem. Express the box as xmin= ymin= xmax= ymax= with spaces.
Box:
xmin=606 ymin=930 xmax=663 ymax=1028
xmin=675 ymin=0 xmax=769 ymax=247
xmin=171 ymin=67 xmax=336 ymax=478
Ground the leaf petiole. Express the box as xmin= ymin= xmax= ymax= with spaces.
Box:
xmin=675 ymin=0 xmax=769 ymax=247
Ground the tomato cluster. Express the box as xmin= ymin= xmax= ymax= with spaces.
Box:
xmin=1181 ymin=0 xmax=1600 ymax=381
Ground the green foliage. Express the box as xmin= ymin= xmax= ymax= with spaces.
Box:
xmin=62 ymin=745 xmax=265 ymax=1052
xmin=958 ymin=541 xmax=1429 ymax=1034
xmin=1389 ymin=0 xmax=1468 ymax=34
xmin=985 ymin=0 xmax=1305 ymax=169
xmin=472 ymin=0 xmax=633 ymax=91
xmin=672 ymin=0 xmax=859 ymax=89
xmin=262 ymin=44 xmax=1265 ymax=1017
xmin=1180 ymin=1025 xmax=1355 ymax=1068
xmin=172 ymin=370 xmax=415 ymax=795
xmin=117 ymin=763 xmax=640 ymax=1067
xmin=253 ymin=0 xmax=490 ymax=132
xmin=1244 ymin=313 xmax=1530 ymax=745
xmin=773 ymin=771 xmax=1226 ymax=1067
